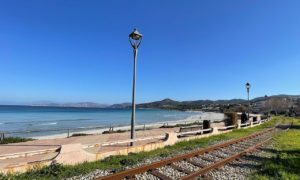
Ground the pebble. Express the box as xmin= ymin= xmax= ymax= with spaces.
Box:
xmin=190 ymin=156 xmax=212 ymax=166
xmin=135 ymin=172 xmax=160 ymax=180
xmin=173 ymin=161 xmax=200 ymax=172
xmin=157 ymin=166 xmax=186 ymax=179
xmin=65 ymin=169 xmax=112 ymax=180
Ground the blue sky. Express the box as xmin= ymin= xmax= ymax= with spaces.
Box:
xmin=0 ymin=0 xmax=299 ymax=104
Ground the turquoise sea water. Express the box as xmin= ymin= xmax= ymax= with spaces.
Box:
xmin=0 ymin=105 xmax=201 ymax=137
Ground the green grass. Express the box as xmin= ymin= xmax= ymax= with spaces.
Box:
xmin=0 ymin=116 xmax=281 ymax=180
xmin=252 ymin=118 xmax=300 ymax=180
xmin=0 ymin=136 xmax=34 ymax=144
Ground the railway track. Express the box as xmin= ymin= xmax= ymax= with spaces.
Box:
xmin=96 ymin=124 xmax=290 ymax=180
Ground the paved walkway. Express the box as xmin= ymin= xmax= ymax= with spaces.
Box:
xmin=0 ymin=122 xmax=225 ymax=169
xmin=0 ymin=127 xmax=179 ymax=155
xmin=0 ymin=127 xmax=180 ymax=168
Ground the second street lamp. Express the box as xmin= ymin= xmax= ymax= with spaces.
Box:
xmin=245 ymin=82 xmax=251 ymax=120
xmin=129 ymin=28 xmax=142 ymax=146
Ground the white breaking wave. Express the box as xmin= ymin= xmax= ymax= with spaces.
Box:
xmin=163 ymin=114 xmax=177 ymax=117
xmin=39 ymin=122 xmax=57 ymax=126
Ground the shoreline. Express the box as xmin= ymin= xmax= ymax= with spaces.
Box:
xmin=30 ymin=112 xmax=225 ymax=140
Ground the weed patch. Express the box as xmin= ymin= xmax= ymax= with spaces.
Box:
xmin=252 ymin=118 xmax=300 ymax=180
xmin=0 ymin=136 xmax=34 ymax=144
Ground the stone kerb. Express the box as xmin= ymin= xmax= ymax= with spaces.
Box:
xmin=211 ymin=127 xmax=219 ymax=135
xmin=164 ymin=132 xmax=178 ymax=146
xmin=237 ymin=123 xmax=241 ymax=129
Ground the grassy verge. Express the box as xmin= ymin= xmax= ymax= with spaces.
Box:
xmin=0 ymin=136 xmax=34 ymax=144
xmin=251 ymin=118 xmax=300 ymax=180
xmin=0 ymin=116 xmax=281 ymax=180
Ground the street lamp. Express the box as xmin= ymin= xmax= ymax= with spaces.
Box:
xmin=129 ymin=28 xmax=142 ymax=146
xmin=245 ymin=82 xmax=251 ymax=120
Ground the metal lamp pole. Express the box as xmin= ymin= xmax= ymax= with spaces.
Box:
xmin=246 ymin=82 xmax=251 ymax=120
xmin=129 ymin=29 xmax=142 ymax=146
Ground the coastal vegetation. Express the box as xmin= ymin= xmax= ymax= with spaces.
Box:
xmin=102 ymin=129 xmax=127 ymax=134
xmin=224 ymin=111 xmax=238 ymax=126
xmin=70 ymin=133 xmax=91 ymax=137
xmin=0 ymin=136 xmax=34 ymax=144
xmin=0 ymin=116 xmax=283 ymax=180
xmin=252 ymin=118 xmax=300 ymax=180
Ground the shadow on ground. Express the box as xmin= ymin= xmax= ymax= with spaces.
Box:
xmin=253 ymin=149 xmax=300 ymax=178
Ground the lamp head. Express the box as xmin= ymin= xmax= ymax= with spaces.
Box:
xmin=245 ymin=82 xmax=251 ymax=89
xmin=129 ymin=28 xmax=142 ymax=40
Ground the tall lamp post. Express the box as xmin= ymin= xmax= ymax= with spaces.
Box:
xmin=245 ymin=82 xmax=251 ymax=120
xmin=129 ymin=28 xmax=142 ymax=146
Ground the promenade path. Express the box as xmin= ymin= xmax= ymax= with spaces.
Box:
xmin=0 ymin=122 xmax=225 ymax=170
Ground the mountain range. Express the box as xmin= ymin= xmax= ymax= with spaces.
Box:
xmin=27 ymin=94 xmax=300 ymax=109
xmin=31 ymin=102 xmax=109 ymax=108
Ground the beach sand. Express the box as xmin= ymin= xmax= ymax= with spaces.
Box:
xmin=30 ymin=112 xmax=225 ymax=140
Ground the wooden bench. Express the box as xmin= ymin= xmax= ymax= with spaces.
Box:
xmin=176 ymin=125 xmax=211 ymax=136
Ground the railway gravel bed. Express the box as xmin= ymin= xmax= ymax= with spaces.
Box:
xmin=207 ymin=141 xmax=279 ymax=180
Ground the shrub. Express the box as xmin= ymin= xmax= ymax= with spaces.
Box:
xmin=0 ymin=136 xmax=34 ymax=144
xmin=120 ymin=156 xmax=139 ymax=166
xmin=38 ymin=161 xmax=66 ymax=177
xmin=102 ymin=129 xmax=127 ymax=134
xmin=71 ymin=133 xmax=90 ymax=137
xmin=224 ymin=111 xmax=238 ymax=126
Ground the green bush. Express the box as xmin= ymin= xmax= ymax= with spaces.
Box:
xmin=224 ymin=111 xmax=238 ymax=126
xmin=102 ymin=129 xmax=127 ymax=134
xmin=0 ymin=136 xmax=34 ymax=144
xmin=70 ymin=133 xmax=90 ymax=137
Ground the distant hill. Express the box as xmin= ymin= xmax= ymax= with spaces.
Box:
xmin=32 ymin=102 xmax=108 ymax=108
xmin=136 ymin=98 xmax=247 ymax=109
xmin=109 ymin=103 xmax=131 ymax=109
xmin=251 ymin=94 xmax=300 ymax=102
xmin=137 ymin=95 xmax=300 ymax=111
xmin=182 ymin=99 xmax=247 ymax=105
xmin=29 ymin=94 xmax=300 ymax=110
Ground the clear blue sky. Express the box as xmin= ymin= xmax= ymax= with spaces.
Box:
xmin=0 ymin=0 xmax=299 ymax=105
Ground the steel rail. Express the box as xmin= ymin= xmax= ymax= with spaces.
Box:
xmin=180 ymin=122 xmax=292 ymax=180
xmin=179 ymin=137 xmax=273 ymax=180
xmin=96 ymin=127 xmax=275 ymax=180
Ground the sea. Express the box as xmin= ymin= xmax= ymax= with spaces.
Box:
xmin=0 ymin=105 xmax=208 ymax=138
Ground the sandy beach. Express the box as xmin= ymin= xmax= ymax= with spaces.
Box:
xmin=30 ymin=112 xmax=225 ymax=140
